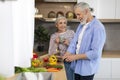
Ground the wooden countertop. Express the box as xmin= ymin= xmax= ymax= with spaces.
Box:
xmin=39 ymin=51 xmax=120 ymax=58
xmin=102 ymin=51 xmax=120 ymax=58
xmin=52 ymin=63 xmax=67 ymax=80
xmin=5 ymin=74 xmax=19 ymax=80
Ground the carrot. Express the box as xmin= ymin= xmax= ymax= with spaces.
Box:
xmin=47 ymin=68 xmax=60 ymax=72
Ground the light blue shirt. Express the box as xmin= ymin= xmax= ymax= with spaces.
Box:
xmin=67 ymin=17 xmax=106 ymax=76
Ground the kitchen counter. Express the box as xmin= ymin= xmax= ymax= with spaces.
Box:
xmin=6 ymin=54 xmax=67 ymax=80
xmin=5 ymin=51 xmax=120 ymax=80
xmin=6 ymin=65 xmax=67 ymax=80
xmin=39 ymin=51 xmax=120 ymax=58
xmin=102 ymin=51 xmax=120 ymax=58
xmin=38 ymin=51 xmax=120 ymax=58
xmin=5 ymin=74 xmax=19 ymax=80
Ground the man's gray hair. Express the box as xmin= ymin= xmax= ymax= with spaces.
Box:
xmin=74 ymin=2 xmax=94 ymax=12
xmin=55 ymin=16 xmax=67 ymax=24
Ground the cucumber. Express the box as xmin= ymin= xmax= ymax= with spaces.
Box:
xmin=45 ymin=63 xmax=63 ymax=69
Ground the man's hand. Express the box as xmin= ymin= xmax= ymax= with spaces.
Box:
xmin=63 ymin=52 xmax=88 ymax=62
xmin=62 ymin=52 xmax=71 ymax=60
xmin=65 ymin=54 xmax=77 ymax=62
xmin=62 ymin=52 xmax=76 ymax=62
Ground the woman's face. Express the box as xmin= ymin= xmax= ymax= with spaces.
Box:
xmin=56 ymin=19 xmax=67 ymax=32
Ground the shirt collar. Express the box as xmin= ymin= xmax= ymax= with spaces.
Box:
xmin=85 ymin=16 xmax=97 ymax=29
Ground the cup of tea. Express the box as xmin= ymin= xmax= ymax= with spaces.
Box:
xmin=59 ymin=35 xmax=65 ymax=43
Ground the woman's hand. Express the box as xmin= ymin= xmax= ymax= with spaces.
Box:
xmin=63 ymin=39 xmax=69 ymax=45
xmin=55 ymin=37 xmax=60 ymax=44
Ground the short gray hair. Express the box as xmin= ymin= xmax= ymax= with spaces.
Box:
xmin=74 ymin=2 xmax=94 ymax=12
xmin=55 ymin=16 xmax=67 ymax=24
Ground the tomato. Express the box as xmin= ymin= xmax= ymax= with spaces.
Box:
xmin=33 ymin=53 xmax=38 ymax=58
xmin=43 ymin=57 xmax=49 ymax=62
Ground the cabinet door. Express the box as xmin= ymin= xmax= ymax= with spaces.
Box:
xmin=97 ymin=0 xmax=116 ymax=19
xmin=112 ymin=59 xmax=120 ymax=78
xmin=116 ymin=0 xmax=120 ymax=19
xmin=94 ymin=59 xmax=112 ymax=79
xmin=77 ymin=0 xmax=98 ymax=17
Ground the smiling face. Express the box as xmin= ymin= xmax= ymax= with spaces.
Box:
xmin=74 ymin=7 xmax=88 ymax=25
xmin=56 ymin=18 xmax=67 ymax=33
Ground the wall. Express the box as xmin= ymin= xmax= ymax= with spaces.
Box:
xmin=34 ymin=20 xmax=79 ymax=52
xmin=104 ymin=23 xmax=120 ymax=51
xmin=0 ymin=1 xmax=14 ymax=77
xmin=0 ymin=0 xmax=34 ymax=77
xmin=12 ymin=0 xmax=34 ymax=67
xmin=35 ymin=20 xmax=120 ymax=52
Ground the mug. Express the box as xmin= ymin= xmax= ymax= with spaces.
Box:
xmin=59 ymin=35 xmax=65 ymax=43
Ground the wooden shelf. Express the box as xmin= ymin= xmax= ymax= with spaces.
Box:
xmin=35 ymin=16 xmax=120 ymax=23
xmin=99 ymin=19 xmax=120 ymax=23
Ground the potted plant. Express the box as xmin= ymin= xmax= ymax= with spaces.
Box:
xmin=34 ymin=25 xmax=50 ymax=52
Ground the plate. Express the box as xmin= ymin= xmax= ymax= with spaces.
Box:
xmin=66 ymin=11 xmax=75 ymax=19
xmin=48 ymin=11 xmax=56 ymax=18
xmin=56 ymin=11 xmax=64 ymax=17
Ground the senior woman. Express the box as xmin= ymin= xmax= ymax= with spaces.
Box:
xmin=48 ymin=16 xmax=74 ymax=80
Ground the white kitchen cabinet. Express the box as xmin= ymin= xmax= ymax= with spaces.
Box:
xmin=112 ymin=59 xmax=120 ymax=78
xmin=94 ymin=58 xmax=120 ymax=79
xmin=116 ymin=0 xmax=120 ymax=19
xmin=77 ymin=0 xmax=120 ymax=19
xmin=97 ymin=0 xmax=116 ymax=19
xmin=98 ymin=0 xmax=120 ymax=19
xmin=77 ymin=0 xmax=98 ymax=17
xmin=94 ymin=59 xmax=112 ymax=79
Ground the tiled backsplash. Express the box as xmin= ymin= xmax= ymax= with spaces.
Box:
xmin=104 ymin=23 xmax=120 ymax=51
xmin=35 ymin=2 xmax=76 ymax=18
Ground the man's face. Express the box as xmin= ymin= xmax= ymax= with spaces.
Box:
xmin=74 ymin=7 xmax=88 ymax=25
